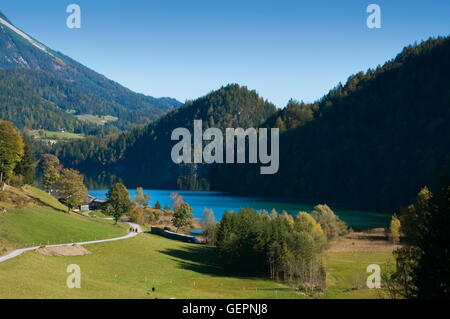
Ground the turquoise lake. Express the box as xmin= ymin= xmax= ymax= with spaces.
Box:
xmin=88 ymin=189 xmax=391 ymax=229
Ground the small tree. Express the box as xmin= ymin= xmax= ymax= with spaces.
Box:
xmin=295 ymin=212 xmax=326 ymax=251
xmin=201 ymin=208 xmax=218 ymax=245
xmin=172 ymin=202 xmax=193 ymax=232
xmin=130 ymin=206 xmax=145 ymax=225
xmin=311 ymin=204 xmax=349 ymax=240
xmin=55 ymin=168 xmax=87 ymax=213
xmin=389 ymin=215 xmax=401 ymax=244
xmin=134 ymin=187 xmax=151 ymax=207
xmin=146 ymin=207 xmax=162 ymax=225
xmin=154 ymin=201 xmax=162 ymax=210
xmin=0 ymin=121 xmax=24 ymax=184
xmin=104 ymin=183 xmax=132 ymax=223
xmin=40 ymin=154 xmax=60 ymax=192
xmin=13 ymin=139 xmax=35 ymax=185
xmin=170 ymin=192 xmax=184 ymax=209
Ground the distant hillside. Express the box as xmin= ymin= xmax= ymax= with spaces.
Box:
xmin=0 ymin=69 xmax=91 ymax=132
xmin=211 ymin=36 xmax=450 ymax=212
xmin=47 ymin=84 xmax=277 ymax=189
xmin=47 ymin=36 xmax=450 ymax=213
xmin=0 ymin=12 xmax=181 ymax=132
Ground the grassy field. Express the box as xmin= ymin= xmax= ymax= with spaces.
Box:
xmin=22 ymin=185 xmax=68 ymax=211
xmin=28 ymin=130 xmax=84 ymax=140
xmin=0 ymin=186 xmax=127 ymax=254
xmin=0 ymin=233 xmax=304 ymax=299
xmin=76 ymin=114 xmax=118 ymax=125
xmin=1 ymin=186 xmax=301 ymax=299
xmin=0 ymin=229 xmax=394 ymax=299
xmin=89 ymin=210 xmax=109 ymax=218
xmin=0 ymin=206 xmax=127 ymax=253
xmin=324 ymin=230 xmax=395 ymax=299
xmin=0 ymin=185 xmax=393 ymax=299
xmin=324 ymin=252 xmax=393 ymax=299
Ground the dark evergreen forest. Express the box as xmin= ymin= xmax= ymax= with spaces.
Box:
xmin=42 ymin=37 xmax=450 ymax=213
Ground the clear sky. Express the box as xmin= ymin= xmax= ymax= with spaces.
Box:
xmin=1 ymin=0 xmax=449 ymax=107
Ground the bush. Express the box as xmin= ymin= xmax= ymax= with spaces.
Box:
xmin=129 ymin=207 xmax=145 ymax=225
xmin=311 ymin=204 xmax=349 ymax=240
xmin=12 ymin=195 xmax=29 ymax=208
xmin=389 ymin=215 xmax=401 ymax=244
xmin=9 ymin=174 xmax=25 ymax=187
xmin=0 ymin=191 xmax=7 ymax=202
xmin=145 ymin=208 xmax=162 ymax=225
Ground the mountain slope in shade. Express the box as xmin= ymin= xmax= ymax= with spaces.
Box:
xmin=211 ymin=36 xmax=450 ymax=212
xmin=47 ymin=84 xmax=277 ymax=189
xmin=0 ymin=11 xmax=181 ymax=131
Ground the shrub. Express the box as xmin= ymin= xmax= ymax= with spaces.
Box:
xmin=311 ymin=204 xmax=349 ymax=240
xmin=129 ymin=207 xmax=145 ymax=225
xmin=389 ymin=215 xmax=401 ymax=244
xmin=0 ymin=191 xmax=7 ymax=202
xmin=145 ymin=208 xmax=162 ymax=225
xmin=9 ymin=174 xmax=25 ymax=188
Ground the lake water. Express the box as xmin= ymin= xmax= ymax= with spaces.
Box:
xmin=88 ymin=189 xmax=391 ymax=229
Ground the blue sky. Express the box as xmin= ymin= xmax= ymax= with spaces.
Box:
xmin=1 ymin=0 xmax=449 ymax=107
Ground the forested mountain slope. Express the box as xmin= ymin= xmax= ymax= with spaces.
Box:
xmin=48 ymin=84 xmax=277 ymax=188
xmin=211 ymin=37 xmax=450 ymax=212
xmin=49 ymin=36 xmax=450 ymax=213
xmin=0 ymin=70 xmax=84 ymax=132
xmin=0 ymin=11 xmax=180 ymax=132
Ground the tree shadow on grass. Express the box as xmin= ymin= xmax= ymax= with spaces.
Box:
xmin=158 ymin=246 xmax=261 ymax=279
xmin=158 ymin=246 xmax=301 ymax=296
xmin=158 ymin=246 xmax=230 ymax=277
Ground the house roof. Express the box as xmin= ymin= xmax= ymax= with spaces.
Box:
xmin=92 ymin=198 xmax=107 ymax=203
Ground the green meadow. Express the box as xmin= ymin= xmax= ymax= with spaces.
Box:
xmin=0 ymin=234 xmax=304 ymax=299
xmin=0 ymin=229 xmax=393 ymax=299
xmin=28 ymin=130 xmax=85 ymax=140
xmin=325 ymin=252 xmax=393 ymax=299
xmin=0 ymin=186 xmax=127 ymax=254
xmin=22 ymin=185 xmax=69 ymax=211
xmin=0 ymin=186 xmax=392 ymax=299
xmin=0 ymin=206 xmax=127 ymax=252
xmin=76 ymin=114 xmax=118 ymax=125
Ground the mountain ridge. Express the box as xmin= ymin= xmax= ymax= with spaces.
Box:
xmin=46 ymin=84 xmax=278 ymax=189
xmin=211 ymin=36 xmax=450 ymax=212
xmin=48 ymin=36 xmax=450 ymax=213
xmin=0 ymin=12 xmax=181 ymax=132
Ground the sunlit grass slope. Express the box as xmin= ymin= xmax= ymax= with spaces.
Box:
xmin=325 ymin=252 xmax=393 ymax=299
xmin=0 ymin=206 xmax=127 ymax=251
xmin=0 ymin=233 xmax=303 ymax=299
xmin=0 ymin=186 xmax=127 ymax=254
